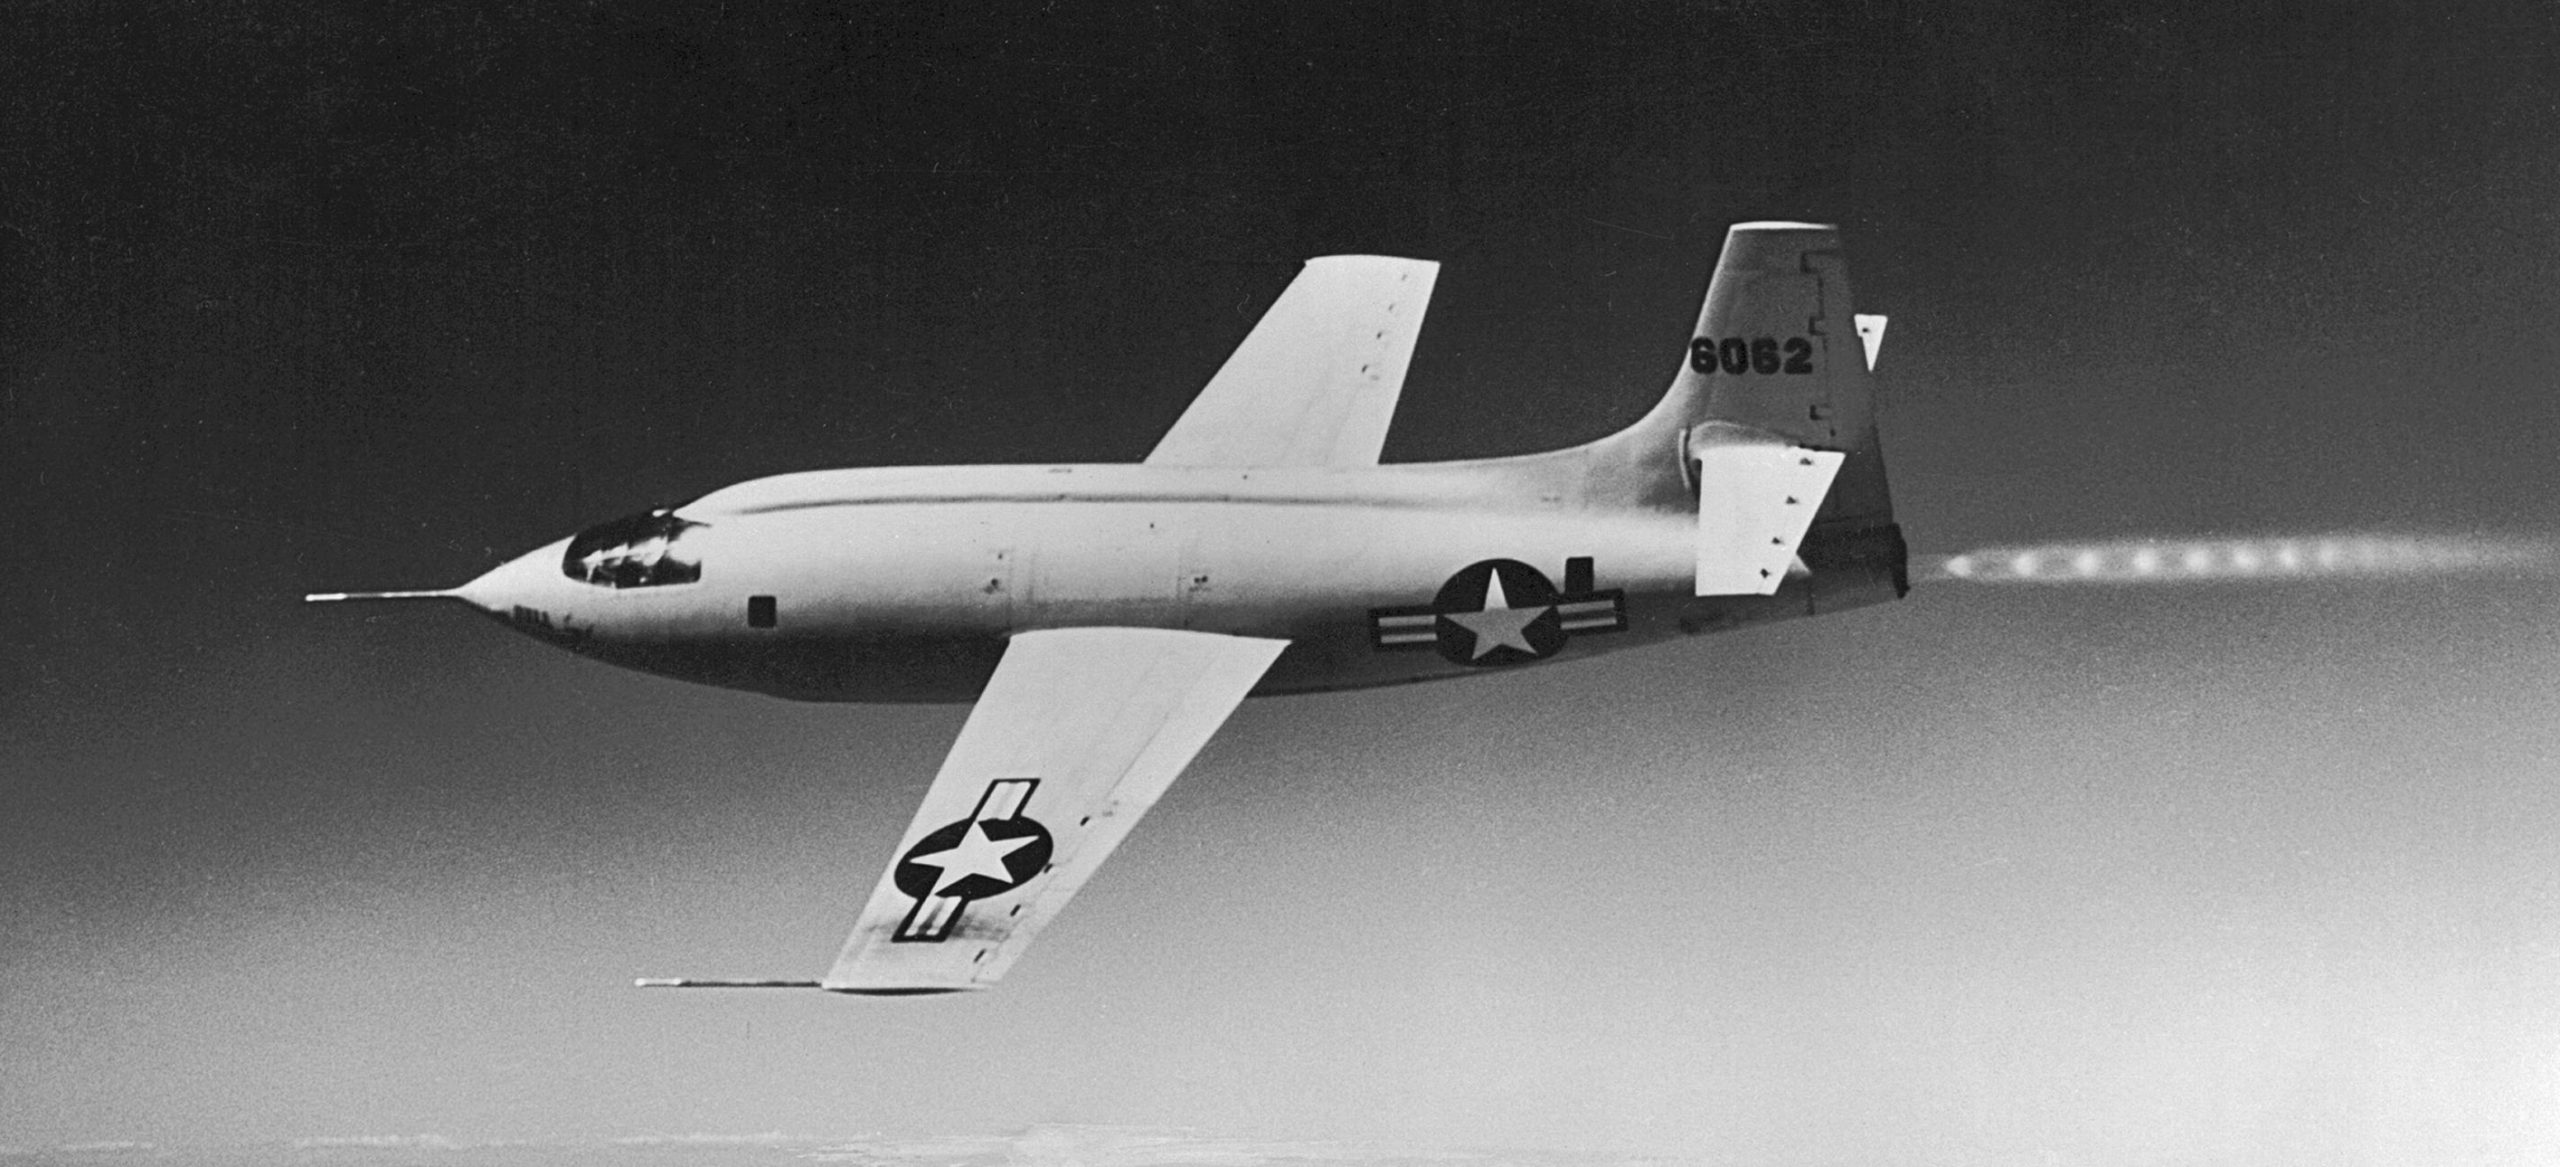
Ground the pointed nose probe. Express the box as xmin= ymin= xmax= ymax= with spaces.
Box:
xmin=306 ymin=537 xmax=580 ymax=611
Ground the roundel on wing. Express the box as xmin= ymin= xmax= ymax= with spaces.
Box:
xmin=1431 ymin=558 xmax=1567 ymax=667
xmin=892 ymin=814 xmax=1055 ymax=901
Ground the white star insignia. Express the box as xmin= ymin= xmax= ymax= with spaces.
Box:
xmin=1441 ymin=568 xmax=1548 ymax=659
xmin=907 ymin=821 xmax=1036 ymax=895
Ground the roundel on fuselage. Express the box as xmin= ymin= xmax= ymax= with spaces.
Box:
xmin=1427 ymin=558 xmax=1567 ymax=666
xmin=1367 ymin=557 xmax=1628 ymax=667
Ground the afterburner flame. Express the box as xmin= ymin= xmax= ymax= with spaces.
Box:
xmin=1916 ymin=534 xmax=2557 ymax=585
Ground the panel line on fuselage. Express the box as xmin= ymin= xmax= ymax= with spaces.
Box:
xmin=727 ymin=492 xmax=1523 ymax=515
xmin=674 ymin=449 xmax=1648 ymax=522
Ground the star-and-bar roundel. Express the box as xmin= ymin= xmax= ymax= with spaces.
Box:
xmin=890 ymin=778 xmax=1055 ymax=943
xmin=1368 ymin=558 xmax=1627 ymax=667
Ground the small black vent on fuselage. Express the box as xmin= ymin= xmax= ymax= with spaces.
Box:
xmin=747 ymin=595 xmax=777 ymax=629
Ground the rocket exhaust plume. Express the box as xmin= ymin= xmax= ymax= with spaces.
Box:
xmin=1915 ymin=534 xmax=2559 ymax=586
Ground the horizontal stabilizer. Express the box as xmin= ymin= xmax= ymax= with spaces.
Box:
xmin=1692 ymin=424 xmax=1846 ymax=596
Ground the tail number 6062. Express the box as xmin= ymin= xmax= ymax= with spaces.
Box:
xmin=1689 ymin=336 xmax=1814 ymax=376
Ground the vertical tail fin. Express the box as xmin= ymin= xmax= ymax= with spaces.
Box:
xmin=1586 ymin=223 xmax=1885 ymax=502
xmin=1687 ymin=221 xmax=1871 ymax=448
xmin=1576 ymin=222 xmax=1905 ymax=601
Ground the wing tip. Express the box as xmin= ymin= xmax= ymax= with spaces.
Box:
xmin=822 ymin=984 xmax=981 ymax=997
xmin=1300 ymin=254 xmax=1442 ymax=279
xmin=633 ymin=977 xmax=823 ymax=989
xmin=1302 ymin=252 xmax=1437 ymax=264
xmin=631 ymin=975 xmax=980 ymax=996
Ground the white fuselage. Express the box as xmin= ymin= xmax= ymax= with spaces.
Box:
xmin=462 ymin=461 xmax=1888 ymax=702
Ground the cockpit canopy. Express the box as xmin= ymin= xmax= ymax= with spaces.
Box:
xmin=563 ymin=508 xmax=704 ymax=588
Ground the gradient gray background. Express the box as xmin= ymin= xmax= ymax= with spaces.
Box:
xmin=7 ymin=4 xmax=2560 ymax=1162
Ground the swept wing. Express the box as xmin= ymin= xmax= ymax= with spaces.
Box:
xmin=1144 ymin=255 xmax=1439 ymax=468
xmin=820 ymin=627 xmax=1288 ymax=993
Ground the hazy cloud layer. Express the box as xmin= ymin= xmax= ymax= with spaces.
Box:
xmin=4 ymin=1129 xmax=1655 ymax=1167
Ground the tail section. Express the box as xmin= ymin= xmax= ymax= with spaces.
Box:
xmin=1574 ymin=222 xmax=1906 ymax=602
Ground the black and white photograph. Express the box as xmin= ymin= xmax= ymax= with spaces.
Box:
xmin=6 ymin=4 xmax=2559 ymax=1164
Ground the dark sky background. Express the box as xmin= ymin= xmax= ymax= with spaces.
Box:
xmin=8 ymin=3 xmax=2560 ymax=1162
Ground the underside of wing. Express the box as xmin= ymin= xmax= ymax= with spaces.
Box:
xmin=1144 ymin=255 xmax=1439 ymax=468
xmin=823 ymin=627 xmax=1288 ymax=994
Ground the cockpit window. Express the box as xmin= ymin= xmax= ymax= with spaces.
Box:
xmin=563 ymin=508 xmax=705 ymax=588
